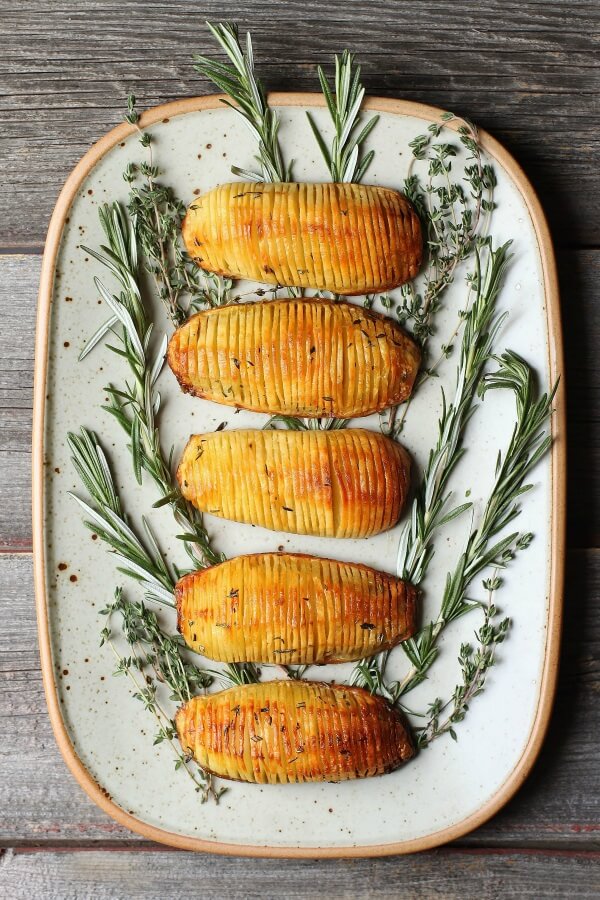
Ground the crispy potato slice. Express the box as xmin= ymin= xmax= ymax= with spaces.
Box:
xmin=167 ymin=299 xmax=420 ymax=418
xmin=177 ymin=428 xmax=410 ymax=538
xmin=182 ymin=182 xmax=422 ymax=295
xmin=176 ymin=680 xmax=415 ymax=783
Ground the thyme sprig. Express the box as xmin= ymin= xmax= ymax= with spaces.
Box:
xmin=383 ymin=113 xmax=496 ymax=439
xmin=417 ymin=570 xmax=510 ymax=748
xmin=194 ymin=21 xmax=291 ymax=182
xmin=102 ymin=587 xmax=223 ymax=802
xmin=103 ymin=590 xmax=213 ymax=699
xmin=306 ymin=50 xmax=379 ymax=182
xmin=80 ymin=201 xmax=221 ymax=569
xmin=124 ymin=94 xmax=232 ymax=325
xmin=399 ymin=113 xmax=496 ymax=347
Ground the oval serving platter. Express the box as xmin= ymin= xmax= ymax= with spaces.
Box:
xmin=33 ymin=94 xmax=565 ymax=857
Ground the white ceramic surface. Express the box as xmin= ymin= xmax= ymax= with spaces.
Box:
xmin=40 ymin=100 xmax=557 ymax=852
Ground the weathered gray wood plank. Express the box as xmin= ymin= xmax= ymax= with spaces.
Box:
xmin=0 ymin=256 xmax=38 ymax=550
xmin=0 ymin=847 xmax=599 ymax=899
xmin=1 ymin=0 xmax=598 ymax=247
xmin=1 ymin=550 xmax=598 ymax=847
xmin=2 ymin=250 xmax=596 ymax=551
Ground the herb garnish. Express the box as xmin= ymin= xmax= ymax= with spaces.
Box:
xmin=306 ymin=50 xmax=379 ymax=183
xmin=194 ymin=21 xmax=291 ymax=183
xmin=123 ymin=94 xmax=232 ymax=326
xmin=101 ymin=587 xmax=224 ymax=802
xmin=67 ymin=24 xmax=557 ymax=792
xmin=353 ymin=351 xmax=556 ymax=716
xmin=80 ymin=202 xmax=221 ymax=569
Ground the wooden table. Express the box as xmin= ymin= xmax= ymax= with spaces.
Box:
xmin=1 ymin=2 xmax=598 ymax=895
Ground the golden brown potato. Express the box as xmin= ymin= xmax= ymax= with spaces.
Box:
xmin=176 ymin=680 xmax=414 ymax=783
xmin=182 ymin=182 xmax=422 ymax=295
xmin=167 ymin=299 xmax=420 ymax=418
xmin=177 ymin=428 xmax=410 ymax=538
xmin=176 ymin=552 xmax=418 ymax=664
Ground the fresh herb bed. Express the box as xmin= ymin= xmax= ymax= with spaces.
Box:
xmin=68 ymin=21 xmax=555 ymax=799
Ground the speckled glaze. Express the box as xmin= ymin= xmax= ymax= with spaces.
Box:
xmin=33 ymin=95 xmax=565 ymax=856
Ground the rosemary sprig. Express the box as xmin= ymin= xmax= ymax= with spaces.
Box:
xmin=217 ymin=662 xmax=262 ymax=687
xmin=396 ymin=241 xmax=511 ymax=587
xmin=262 ymin=414 xmax=308 ymax=431
xmin=307 ymin=50 xmax=379 ymax=182
xmin=80 ymin=201 xmax=221 ymax=569
xmin=124 ymin=94 xmax=232 ymax=325
xmin=395 ymin=352 xmax=556 ymax=699
xmin=353 ymin=241 xmax=510 ymax=695
xmin=194 ymin=21 xmax=291 ymax=182
xmin=102 ymin=587 xmax=223 ymax=802
xmin=68 ymin=428 xmax=175 ymax=607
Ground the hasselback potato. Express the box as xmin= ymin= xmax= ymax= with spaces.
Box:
xmin=176 ymin=552 xmax=417 ymax=664
xmin=167 ymin=299 xmax=420 ymax=418
xmin=177 ymin=428 xmax=410 ymax=538
xmin=182 ymin=182 xmax=422 ymax=295
xmin=176 ymin=680 xmax=415 ymax=783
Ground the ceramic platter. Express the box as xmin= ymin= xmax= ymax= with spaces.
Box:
xmin=33 ymin=94 xmax=565 ymax=856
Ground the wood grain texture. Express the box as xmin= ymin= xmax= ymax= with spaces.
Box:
xmin=0 ymin=256 xmax=38 ymax=550
xmin=1 ymin=847 xmax=600 ymax=899
xmin=0 ymin=1 xmax=599 ymax=247
xmin=0 ymin=250 xmax=596 ymax=551
xmin=1 ymin=550 xmax=598 ymax=847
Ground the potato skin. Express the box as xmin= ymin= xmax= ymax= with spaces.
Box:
xmin=177 ymin=428 xmax=410 ymax=539
xmin=167 ymin=299 xmax=420 ymax=418
xmin=182 ymin=182 xmax=422 ymax=295
xmin=176 ymin=552 xmax=417 ymax=664
xmin=176 ymin=680 xmax=415 ymax=784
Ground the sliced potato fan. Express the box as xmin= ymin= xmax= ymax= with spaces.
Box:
xmin=167 ymin=299 xmax=420 ymax=418
xmin=176 ymin=428 xmax=411 ymax=539
xmin=176 ymin=680 xmax=415 ymax=784
xmin=176 ymin=552 xmax=418 ymax=664
xmin=182 ymin=181 xmax=422 ymax=295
